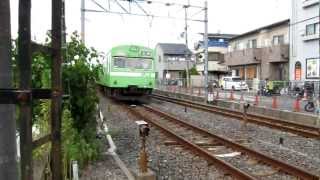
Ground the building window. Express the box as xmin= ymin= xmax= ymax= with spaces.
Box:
xmin=235 ymin=42 xmax=240 ymax=50
xmin=306 ymin=23 xmax=319 ymax=36
xmin=247 ymin=39 xmax=257 ymax=48
xmin=273 ymin=35 xmax=284 ymax=45
xmin=167 ymin=57 xmax=177 ymax=61
xmin=294 ymin=61 xmax=301 ymax=80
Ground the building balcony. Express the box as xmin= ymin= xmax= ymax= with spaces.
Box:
xmin=196 ymin=61 xmax=228 ymax=72
xmin=225 ymin=44 xmax=289 ymax=66
xmin=225 ymin=48 xmax=262 ymax=66
xmin=302 ymin=33 xmax=320 ymax=41
xmin=302 ymin=0 xmax=319 ymax=8
xmin=164 ymin=60 xmax=195 ymax=71
xmin=262 ymin=44 xmax=289 ymax=63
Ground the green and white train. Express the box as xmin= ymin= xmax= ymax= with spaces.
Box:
xmin=98 ymin=45 xmax=155 ymax=100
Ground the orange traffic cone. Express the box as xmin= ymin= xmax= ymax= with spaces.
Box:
xmin=293 ymin=98 xmax=301 ymax=112
xmin=272 ymin=96 xmax=278 ymax=109
xmin=229 ymin=90 xmax=235 ymax=100
xmin=254 ymin=95 xmax=259 ymax=106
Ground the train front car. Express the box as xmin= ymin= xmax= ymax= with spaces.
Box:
xmin=98 ymin=45 xmax=155 ymax=101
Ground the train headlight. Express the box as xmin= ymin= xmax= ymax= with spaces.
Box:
xmin=113 ymin=80 xmax=117 ymax=85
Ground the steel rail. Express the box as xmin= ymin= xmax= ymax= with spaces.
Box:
xmin=141 ymin=104 xmax=319 ymax=180
xmin=127 ymin=106 xmax=256 ymax=180
xmin=151 ymin=94 xmax=320 ymax=139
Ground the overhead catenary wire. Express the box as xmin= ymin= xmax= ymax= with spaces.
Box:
xmin=87 ymin=0 xmax=205 ymax=22
xmin=133 ymin=0 xmax=150 ymax=16
xmin=114 ymin=0 xmax=130 ymax=13
xmin=84 ymin=8 xmax=205 ymax=22
xmin=135 ymin=0 xmax=204 ymax=9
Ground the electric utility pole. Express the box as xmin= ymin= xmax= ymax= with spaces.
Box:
xmin=184 ymin=1 xmax=190 ymax=87
xmin=0 ymin=0 xmax=19 ymax=179
xmin=81 ymin=0 xmax=85 ymax=43
xmin=204 ymin=0 xmax=209 ymax=102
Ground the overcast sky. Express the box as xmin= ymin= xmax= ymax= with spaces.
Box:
xmin=10 ymin=0 xmax=290 ymax=53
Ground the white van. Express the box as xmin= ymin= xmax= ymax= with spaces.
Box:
xmin=220 ymin=76 xmax=248 ymax=90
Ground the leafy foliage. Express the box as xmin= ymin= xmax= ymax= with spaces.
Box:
xmin=182 ymin=66 xmax=199 ymax=78
xmin=13 ymin=32 xmax=103 ymax=171
xmin=63 ymin=32 xmax=102 ymax=133
xmin=62 ymin=32 xmax=103 ymax=167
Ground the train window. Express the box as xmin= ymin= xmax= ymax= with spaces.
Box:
xmin=113 ymin=57 xmax=152 ymax=70
xmin=114 ymin=57 xmax=126 ymax=68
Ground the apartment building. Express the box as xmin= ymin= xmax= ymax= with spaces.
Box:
xmin=225 ymin=19 xmax=290 ymax=82
xmin=155 ymin=43 xmax=194 ymax=80
xmin=194 ymin=33 xmax=237 ymax=80
xmin=291 ymin=0 xmax=319 ymax=81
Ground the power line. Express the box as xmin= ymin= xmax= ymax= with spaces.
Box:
xmin=133 ymin=0 xmax=150 ymax=16
xmin=114 ymin=0 xmax=130 ymax=13
xmin=134 ymin=0 xmax=204 ymax=9
xmin=87 ymin=0 xmax=205 ymax=21
xmin=84 ymin=8 xmax=205 ymax=22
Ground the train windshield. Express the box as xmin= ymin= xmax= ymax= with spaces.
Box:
xmin=113 ymin=57 xmax=152 ymax=70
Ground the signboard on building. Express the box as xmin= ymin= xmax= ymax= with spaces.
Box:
xmin=306 ymin=58 xmax=320 ymax=79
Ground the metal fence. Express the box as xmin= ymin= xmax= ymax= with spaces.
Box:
xmin=156 ymin=78 xmax=320 ymax=113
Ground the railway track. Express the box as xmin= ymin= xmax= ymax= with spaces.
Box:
xmin=127 ymin=104 xmax=319 ymax=180
xmin=151 ymin=94 xmax=320 ymax=139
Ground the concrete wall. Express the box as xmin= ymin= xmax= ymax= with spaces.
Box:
xmin=155 ymin=45 xmax=165 ymax=79
xmin=290 ymin=0 xmax=320 ymax=81
xmin=228 ymin=24 xmax=289 ymax=51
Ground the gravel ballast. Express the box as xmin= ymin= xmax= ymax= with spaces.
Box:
xmin=149 ymin=98 xmax=320 ymax=176
xmin=96 ymin=95 xmax=230 ymax=179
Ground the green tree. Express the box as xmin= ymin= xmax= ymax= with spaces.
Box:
xmin=13 ymin=31 xmax=103 ymax=173
xmin=182 ymin=66 xmax=199 ymax=78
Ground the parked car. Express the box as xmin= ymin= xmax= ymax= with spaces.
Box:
xmin=220 ymin=76 xmax=248 ymax=90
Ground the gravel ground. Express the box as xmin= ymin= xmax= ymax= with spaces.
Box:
xmin=150 ymin=98 xmax=320 ymax=176
xmin=137 ymin=106 xmax=294 ymax=180
xmin=96 ymin=94 xmax=235 ymax=179
xmin=81 ymin=153 xmax=128 ymax=180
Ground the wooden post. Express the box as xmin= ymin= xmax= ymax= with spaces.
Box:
xmin=18 ymin=0 xmax=33 ymax=179
xmin=51 ymin=0 xmax=63 ymax=178
xmin=0 ymin=1 xmax=18 ymax=179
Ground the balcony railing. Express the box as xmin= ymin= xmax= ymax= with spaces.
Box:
xmin=302 ymin=33 xmax=320 ymax=41
xmin=225 ymin=44 xmax=289 ymax=66
xmin=196 ymin=61 xmax=228 ymax=72
xmin=165 ymin=60 xmax=195 ymax=71
xmin=225 ymin=48 xmax=262 ymax=66
xmin=264 ymin=44 xmax=289 ymax=63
